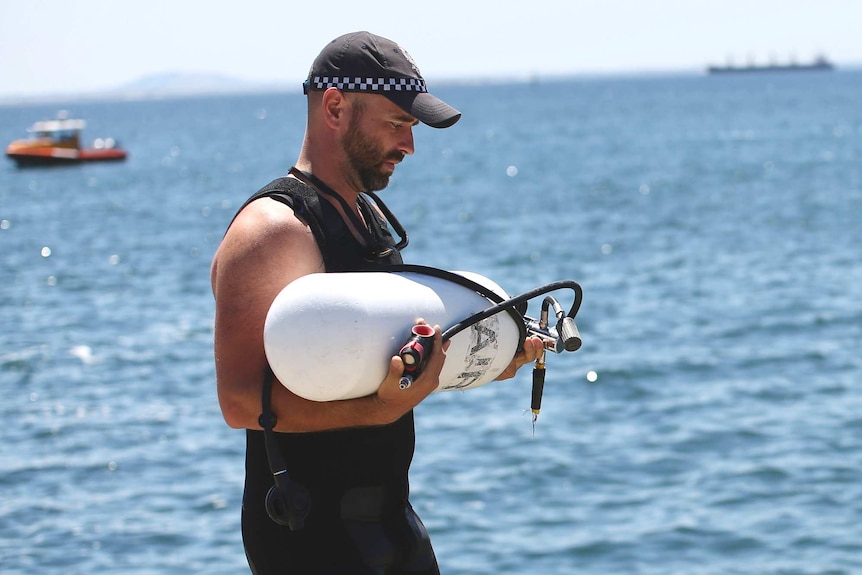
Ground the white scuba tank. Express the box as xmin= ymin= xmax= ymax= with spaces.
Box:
xmin=263 ymin=270 xmax=522 ymax=402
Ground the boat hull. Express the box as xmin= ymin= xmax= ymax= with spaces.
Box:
xmin=6 ymin=146 xmax=127 ymax=167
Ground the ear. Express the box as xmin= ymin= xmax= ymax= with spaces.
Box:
xmin=321 ymin=88 xmax=348 ymax=129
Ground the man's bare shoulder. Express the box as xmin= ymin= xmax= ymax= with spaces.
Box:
xmin=229 ymin=196 xmax=314 ymax=241
xmin=212 ymin=197 xmax=323 ymax=294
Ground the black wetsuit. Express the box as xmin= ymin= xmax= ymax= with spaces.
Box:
xmin=231 ymin=173 xmax=439 ymax=575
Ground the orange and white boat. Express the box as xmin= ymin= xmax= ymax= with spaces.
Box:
xmin=5 ymin=117 xmax=127 ymax=167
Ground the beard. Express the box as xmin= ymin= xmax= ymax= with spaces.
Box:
xmin=342 ymin=112 xmax=404 ymax=192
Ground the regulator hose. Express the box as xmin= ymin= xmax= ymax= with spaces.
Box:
xmin=440 ymin=280 xmax=582 ymax=351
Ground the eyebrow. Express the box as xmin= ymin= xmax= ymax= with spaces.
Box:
xmin=392 ymin=114 xmax=420 ymax=126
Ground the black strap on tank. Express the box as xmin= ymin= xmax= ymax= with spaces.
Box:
xmin=374 ymin=264 xmax=529 ymax=352
xmin=259 ymin=368 xmax=311 ymax=530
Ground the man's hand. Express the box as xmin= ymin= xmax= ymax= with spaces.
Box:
xmin=375 ymin=322 xmax=447 ymax=421
xmin=495 ymin=335 xmax=544 ymax=381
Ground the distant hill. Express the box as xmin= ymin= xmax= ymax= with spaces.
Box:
xmin=0 ymin=72 xmax=293 ymax=105
xmin=113 ymin=72 xmax=291 ymax=98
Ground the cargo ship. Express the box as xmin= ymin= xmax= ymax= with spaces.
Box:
xmin=707 ymin=55 xmax=834 ymax=75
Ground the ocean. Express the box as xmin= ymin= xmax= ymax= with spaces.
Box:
xmin=1 ymin=71 xmax=860 ymax=574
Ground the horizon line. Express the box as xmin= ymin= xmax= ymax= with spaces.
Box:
xmin=2 ymin=63 xmax=860 ymax=108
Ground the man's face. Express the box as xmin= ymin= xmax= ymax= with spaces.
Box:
xmin=341 ymin=94 xmax=417 ymax=192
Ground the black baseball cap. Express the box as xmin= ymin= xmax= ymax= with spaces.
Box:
xmin=303 ymin=31 xmax=461 ymax=129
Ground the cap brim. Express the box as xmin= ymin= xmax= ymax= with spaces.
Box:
xmin=387 ymin=91 xmax=461 ymax=129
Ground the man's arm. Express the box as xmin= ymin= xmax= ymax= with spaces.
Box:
xmin=211 ymin=198 xmax=444 ymax=433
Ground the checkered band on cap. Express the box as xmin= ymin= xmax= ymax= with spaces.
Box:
xmin=309 ymin=76 xmax=428 ymax=93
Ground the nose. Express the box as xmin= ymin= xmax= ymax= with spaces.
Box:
xmin=399 ymin=126 xmax=415 ymax=156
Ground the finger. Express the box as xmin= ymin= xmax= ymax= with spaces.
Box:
xmin=526 ymin=336 xmax=544 ymax=362
xmin=388 ymin=354 xmax=404 ymax=378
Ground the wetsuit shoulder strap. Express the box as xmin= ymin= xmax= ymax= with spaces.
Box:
xmin=227 ymin=176 xmax=328 ymax=249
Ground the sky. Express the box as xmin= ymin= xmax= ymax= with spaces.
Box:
xmin=1 ymin=0 xmax=860 ymax=98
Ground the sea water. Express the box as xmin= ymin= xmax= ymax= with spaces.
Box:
xmin=1 ymin=71 xmax=861 ymax=574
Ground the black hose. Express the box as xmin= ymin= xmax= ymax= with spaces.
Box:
xmin=440 ymin=280 xmax=582 ymax=344
xmin=372 ymin=264 xmax=582 ymax=352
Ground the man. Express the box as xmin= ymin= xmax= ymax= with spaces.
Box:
xmin=211 ymin=31 xmax=543 ymax=574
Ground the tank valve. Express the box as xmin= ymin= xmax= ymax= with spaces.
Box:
xmin=398 ymin=324 xmax=435 ymax=389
